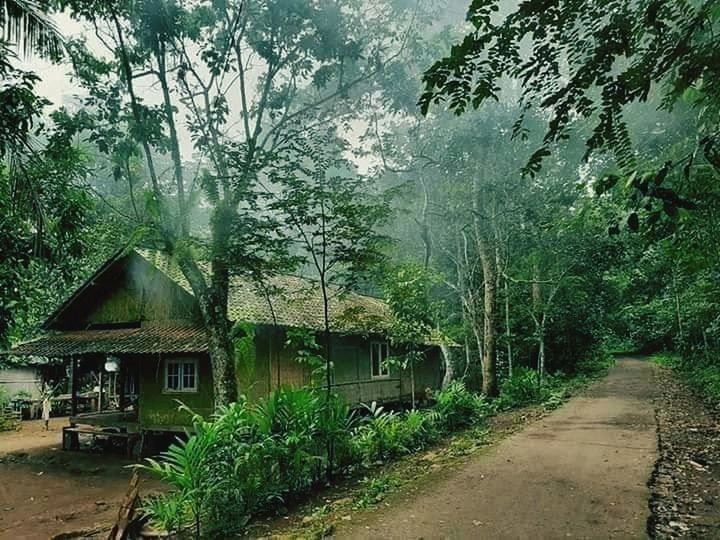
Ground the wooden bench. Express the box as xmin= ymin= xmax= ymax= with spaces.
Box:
xmin=62 ymin=425 xmax=140 ymax=458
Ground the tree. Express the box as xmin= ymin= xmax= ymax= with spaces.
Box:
xmin=383 ymin=262 xmax=442 ymax=408
xmin=269 ymin=134 xmax=393 ymax=400
xmin=420 ymin=0 xmax=719 ymax=224
xmin=58 ymin=0 xmax=425 ymax=408
xmin=1 ymin=0 xmax=63 ymax=57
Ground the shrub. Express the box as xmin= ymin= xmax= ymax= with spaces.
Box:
xmin=351 ymin=403 xmax=445 ymax=466
xmin=140 ymin=387 xmax=355 ymax=538
xmin=575 ymin=348 xmax=615 ymax=377
xmin=496 ymin=368 xmax=549 ymax=409
xmin=432 ymin=381 xmax=491 ymax=430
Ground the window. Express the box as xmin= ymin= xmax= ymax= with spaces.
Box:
xmin=164 ymin=358 xmax=198 ymax=392
xmin=370 ymin=342 xmax=390 ymax=378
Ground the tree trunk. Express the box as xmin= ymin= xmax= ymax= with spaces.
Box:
xmin=320 ymin=279 xmax=332 ymax=401
xmin=440 ymin=342 xmax=455 ymax=388
xmin=538 ymin=318 xmax=546 ymax=384
xmin=410 ymin=361 xmax=416 ymax=410
xmin=504 ymin=275 xmax=512 ymax=377
xmin=672 ymin=269 xmax=683 ymax=342
xmin=532 ymin=262 xmax=543 ymax=382
xmin=478 ymin=239 xmax=498 ymax=397
xmin=177 ymin=249 xmax=237 ymax=408
xmin=205 ymin=319 xmax=237 ymax=407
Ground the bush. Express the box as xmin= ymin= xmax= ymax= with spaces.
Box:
xmin=657 ymin=354 xmax=720 ymax=408
xmin=684 ymin=361 xmax=720 ymax=406
xmin=432 ymin=381 xmax=491 ymax=430
xmin=496 ymin=367 xmax=550 ymax=409
xmin=575 ymin=349 xmax=615 ymax=377
xmin=351 ymin=404 xmax=442 ymax=465
xmin=140 ymin=388 xmax=355 ymax=538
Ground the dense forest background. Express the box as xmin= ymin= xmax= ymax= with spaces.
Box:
xmin=1 ymin=0 xmax=718 ymax=400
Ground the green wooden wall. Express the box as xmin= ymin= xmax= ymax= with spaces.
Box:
xmin=136 ymin=354 xmax=213 ymax=429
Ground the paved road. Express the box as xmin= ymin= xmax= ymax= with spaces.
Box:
xmin=339 ymin=358 xmax=658 ymax=539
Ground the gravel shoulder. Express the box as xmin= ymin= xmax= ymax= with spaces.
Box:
xmin=648 ymin=365 xmax=720 ymax=538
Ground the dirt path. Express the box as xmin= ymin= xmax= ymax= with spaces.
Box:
xmin=0 ymin=419 xmax=161 ymax=539
xmin=0 ymin=417 xmax=67 ymax=456
xmin=337 ymin=358 xmax=658 ymax=539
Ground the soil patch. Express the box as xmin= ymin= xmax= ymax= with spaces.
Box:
xmin=0 ymin=419 xmax=160 ymax=539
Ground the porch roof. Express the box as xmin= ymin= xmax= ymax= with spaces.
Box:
xmin=4 ymin=326 xmax=208 ymax=357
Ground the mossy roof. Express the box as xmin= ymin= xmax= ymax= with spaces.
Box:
xmin=135 ymin=249 xmax=392 ymax=335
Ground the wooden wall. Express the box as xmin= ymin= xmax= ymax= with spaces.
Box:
xmin=52 ymin=254 xmax=199 ymax=330
xmin=136 ymin=353 xmax=213 ymax=429
xmin=240 ymin=327 xmax=444 ymax=406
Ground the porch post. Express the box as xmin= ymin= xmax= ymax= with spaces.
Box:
xmin=70 ymin=357 xmax=78 ymax=417
xmin=118 ymin=358 xmax=126 ymax=412
xmin=98 ymin=365 xmax=104 ymax=412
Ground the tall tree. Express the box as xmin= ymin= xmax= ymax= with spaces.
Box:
xmin=269 ymin=134 xmax=393 ymax=400
xmin=59 ymin=0 xmax=425 ymax=407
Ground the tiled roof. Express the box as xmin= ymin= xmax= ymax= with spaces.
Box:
xmin=5 ymin=326 xmax=208 ymax=357
xmin=136 ymin=249 xmax=392 ymax=334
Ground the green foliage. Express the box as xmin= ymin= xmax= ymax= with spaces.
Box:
xmin=383 ymin=262 xmax=442 ymax=345
xmin=353 ymin=473 xmax=402 ymax=509
xmin=351 ymin=382 xmax=493 ymax=466
xmin=649 ymin=353 xmax=679 ymax=368
xmin=574 ymin=350 xmax=616 ymax=379
xmin=351 ymin=403 xmax=442 ymax=465
xmin=285 ymin=328 xmax=328 ymax=388
xmin=421 ymin=0 xmax=720 ymax=223
xmin=139 ymin=413 xmax=220 ymax=537
xmin=231 ymin=321 xmax=256 ymax=378
xmin=140 ymin=388 xmax=356 ymax=537
xmin=432 ymin=381 xmax=491 ymax=431
xmin=653 ymin=353 xmax=720 ymax=408
xmin=681 ymin=360 xmax=720 ymax=407
xmin=496 ymin=368 xmax=552 ymax=409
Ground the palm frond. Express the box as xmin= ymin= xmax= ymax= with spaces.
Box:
xmin=1 ymin=0 xmax=63 ymax=58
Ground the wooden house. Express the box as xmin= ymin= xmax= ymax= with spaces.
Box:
xmin=4 ymin=249 xmax=443 ymax=443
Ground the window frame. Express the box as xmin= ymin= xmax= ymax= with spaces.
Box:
xmin=370 ymin=341 xmax=391 ymax=379
xmin=163 ymin=357 xmax=199 ymax=393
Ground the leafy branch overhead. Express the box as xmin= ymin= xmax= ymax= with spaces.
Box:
xmin=420 ymin=0 xmax=720 ymax=226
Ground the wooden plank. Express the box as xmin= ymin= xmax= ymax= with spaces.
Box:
xmin=108 ymin=471 xmax=140 ymax=540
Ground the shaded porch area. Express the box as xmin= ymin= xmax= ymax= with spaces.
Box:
xmin=2 ymin=325 xmax=209 ymax=455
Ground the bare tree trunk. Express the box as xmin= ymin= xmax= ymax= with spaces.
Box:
xmin=532 ymin=261 xmax=543 ymax=382
xmin=471 ymin=169 xmax=498 ymax=397
xmin=504 ymin=275 xmax=512 ymax=377
xmin=538 ymin=318 xmax=546 ymax=384
xmin=440 ymin=342 xmax=455 ymax=388
xmin=410 ymin=361 xmax=416 ymax=409
xmin=672 ymin=268 xmax=683 ymax=342
xmin=478 ymin=239 xmax=498 ymax=397
xmin=463 ymin=333 xmax=471 ymax=379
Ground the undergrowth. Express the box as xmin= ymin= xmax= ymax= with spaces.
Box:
xmin=651 ymin=352 xmax=720 ymax=407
